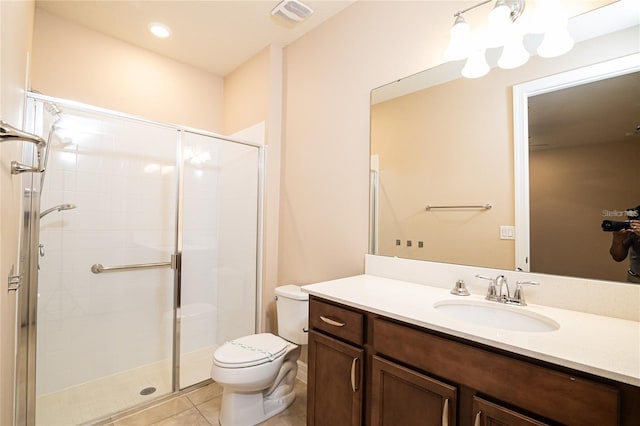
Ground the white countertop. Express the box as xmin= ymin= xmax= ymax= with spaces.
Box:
xmin=302 ymin=274 xmax=640 ymax=387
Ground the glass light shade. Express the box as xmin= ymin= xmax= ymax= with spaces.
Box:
xmin=445 ymin=16 xmax=471 ymax=61
xmin=462 ymin=49 xmax=490 ymax=78
xmin=489 ymin=0 xmax=510 ymax=22
xmin=530 ymin=0 xmax=569 ymax=34
xmin=528 ymin=0 xmax=552 ymax=33
xmin=498 ymin=36 xmax=530 ymax=69
xmin=538 ymin=27 xmax=574 ymax=58
xmin=487 ymin=1 xmax=511 ymax=44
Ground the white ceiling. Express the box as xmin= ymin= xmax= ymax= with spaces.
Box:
xmin=35 ymin=0 xmax=356 ymax=77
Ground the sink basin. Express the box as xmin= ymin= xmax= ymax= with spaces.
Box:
xmin=433 ymin=300 xmax=559 ymax=332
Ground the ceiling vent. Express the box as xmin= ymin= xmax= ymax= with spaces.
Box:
xmin=271 ymin=0 xmax=314 ymax=23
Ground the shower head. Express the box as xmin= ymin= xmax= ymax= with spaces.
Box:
xmin=40 ymin=203 xmax=76 ymax=219
xmin=45 ymin=102 xmax=62 ymax=118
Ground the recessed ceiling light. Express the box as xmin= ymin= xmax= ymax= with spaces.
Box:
xmin=148 ymin=22 xmax=171 ymax=38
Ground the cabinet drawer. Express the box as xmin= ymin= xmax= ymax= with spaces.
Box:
xmin=310 ymin=298 xmax=364 ymax=345
xmin=472 ymin=397 xmax=549 ymax=426
xmin=373 ymin=318 xmax=619 ymax=426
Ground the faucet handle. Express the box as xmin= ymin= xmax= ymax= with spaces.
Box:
xmin=476 ymin=274 xmax=499 ymax=301
xmin=511 ymin=281 xmax=540 ymax=306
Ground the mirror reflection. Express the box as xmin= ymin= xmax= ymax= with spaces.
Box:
xmin=370 ymin=12 xmax=639 ymax=283
xmin=527 ymin=71 xmax=640 ymax=282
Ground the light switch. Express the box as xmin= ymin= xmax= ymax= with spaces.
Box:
xmin=500 ymin=226 xmax=515 ymax=240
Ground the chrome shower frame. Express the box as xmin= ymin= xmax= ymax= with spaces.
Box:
xmin=14 ymin=98 xmax=43 ymax=426
xmin=15 ymin=92 xmax=266 ymax=426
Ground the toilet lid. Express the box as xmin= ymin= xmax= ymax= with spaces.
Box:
xmin=214 ymin=333 xmax=289 ymax=368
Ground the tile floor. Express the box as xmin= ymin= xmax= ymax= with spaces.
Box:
xmin=101 ymin=380 xmax=307 ymax=426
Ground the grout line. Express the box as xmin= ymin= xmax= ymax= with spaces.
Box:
xmin=192 ymin=404 xmax=216 ymax=426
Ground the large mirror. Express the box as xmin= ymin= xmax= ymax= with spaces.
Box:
xmin=369 ymin=2 xmax=639 ymax=283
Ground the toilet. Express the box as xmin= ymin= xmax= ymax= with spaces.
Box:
xmin=211 ymin=285 xmax=308 ymax=426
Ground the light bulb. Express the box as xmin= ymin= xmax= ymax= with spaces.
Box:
xmin=462 ymin=49 xmax=490 ymax=79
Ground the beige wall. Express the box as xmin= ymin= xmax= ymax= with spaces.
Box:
xmin=223 ymin=47 xmax=270 ymax=135
xmin=31 ymin=9 xmax=224 ymax=132
xmin=0 ymin=1 xmax=35 ymax=423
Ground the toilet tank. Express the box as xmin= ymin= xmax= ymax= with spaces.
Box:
xmin=275 ymin=285 xmax=309 ymax=345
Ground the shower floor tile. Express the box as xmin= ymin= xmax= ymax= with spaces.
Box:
xmin=35 ymin=346 xmax=214 ymax=426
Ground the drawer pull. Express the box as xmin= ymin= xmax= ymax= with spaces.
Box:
xmin=474 ymin=410 xmax=482 ymax=426
xmin=442 ymin=398 xmax=449 ymax=426
xmin=350 ymin=357 xmax=359 ymax=392
xmin=320 ymin=315 xmax=345 ymax=327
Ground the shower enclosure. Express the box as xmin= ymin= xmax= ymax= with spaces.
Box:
xmin=17 ymin=93 xmax=264 ymax=425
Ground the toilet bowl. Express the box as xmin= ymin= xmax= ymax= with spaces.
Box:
xmin=211 ymin=285 xmax=308 ymax=426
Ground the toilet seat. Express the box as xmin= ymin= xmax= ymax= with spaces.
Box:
xmin=214 ymin=333 xmax=289 ymax=368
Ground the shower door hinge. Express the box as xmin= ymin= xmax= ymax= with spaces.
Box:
xmin=8 ymin=265 xmax=21 ymax=292
xmin=171 ymin=253 xmax=182 ymax=271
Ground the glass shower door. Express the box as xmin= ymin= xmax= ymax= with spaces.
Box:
xmin=179 ymin=131 xmax=260 ymax=388
xmin=34 ymin=103 xmax=179 ymax=425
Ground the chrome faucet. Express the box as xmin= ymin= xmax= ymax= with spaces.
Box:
xmin=476 ymin=274 xmax=540 ymax=306
xmin=0 ymin=120 xmax=47 ymax=174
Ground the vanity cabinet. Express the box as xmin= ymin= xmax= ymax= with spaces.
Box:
xmin=307 ymin=296 xmax=640 ymax=426
xmin=307 ymin=299 xmax=364 ymax=426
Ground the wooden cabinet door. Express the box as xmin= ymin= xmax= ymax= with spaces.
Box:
xmin=472 ymin=396 xmax=550 ymax=426
xmin=307 ymin=330 xmax=364 ymax=426
xmin=370 ymin=355 xmax=457 ymax=426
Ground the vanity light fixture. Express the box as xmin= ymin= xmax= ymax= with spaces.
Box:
xmin=148 ymin=22 xmax=171 ymax=38
xmin=445 ymin=0 xmax=574 ymax=78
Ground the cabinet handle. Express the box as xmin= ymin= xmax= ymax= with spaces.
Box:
xmin=350 ymin=357 xmax=359 ymax=392
xmin=442 ymin=398 xmax=449 ymax=426
xmin=474 ymin=410 xmax=482 ymax=426
xmin=320 ymin=315 xmax=345 ymax=327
